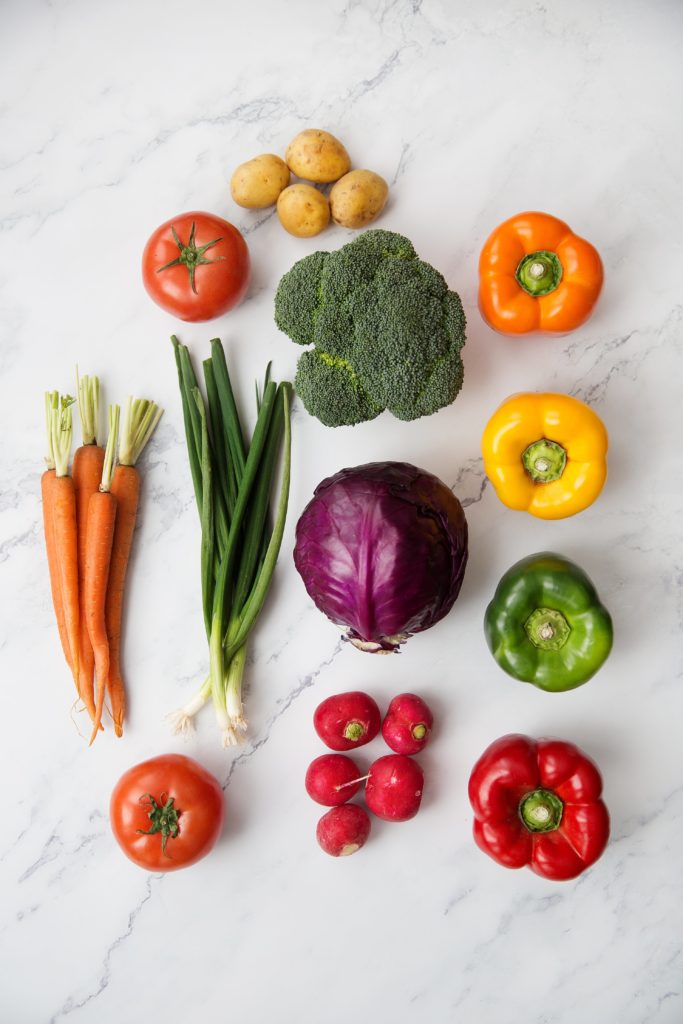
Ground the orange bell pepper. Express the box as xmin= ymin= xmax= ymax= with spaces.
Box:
xmin=479 ymin=212 xmax=603 ymax=336
xmin=482 ymin=392 xmax=608 ymax=519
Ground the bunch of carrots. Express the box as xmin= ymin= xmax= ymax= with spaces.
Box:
xmin=42 ymin=376 xmax=162 ymax=743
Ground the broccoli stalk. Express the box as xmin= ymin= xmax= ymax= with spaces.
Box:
xmin=274 ymin=230 xmax=466 ymax=427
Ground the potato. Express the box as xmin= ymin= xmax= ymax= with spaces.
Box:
xmin=285 ymin=129 xmax=351 ymax=184
xmin=277 ymin=184 xmax=330 ymax=237
xmin=230 ymin=154 xmax=290 ymax=209
xmin=329 ymin=170 xmax=389 ymax=229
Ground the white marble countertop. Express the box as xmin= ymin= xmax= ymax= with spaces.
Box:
xmin=2 ymin=1 xmax=682 ymax=1021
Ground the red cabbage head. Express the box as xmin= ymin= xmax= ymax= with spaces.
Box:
xmin=294 ymin=462 xmax=468 ymax=652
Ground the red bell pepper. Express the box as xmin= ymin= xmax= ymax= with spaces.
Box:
xmin=468 ymin=734 xmax=610 ymax=881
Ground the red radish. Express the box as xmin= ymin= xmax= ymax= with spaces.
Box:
xmin=314 ymin=691 xmax=381 ymax=751
xmin=382 ymin=693 xmax=434 ymax=755
xmin=305 ymin=754 xmax=362 ymax=806
xmin=365 ymin=754 xmax=424 ymax=822
xmin=316 ymin=804 xmax=371 ymax=857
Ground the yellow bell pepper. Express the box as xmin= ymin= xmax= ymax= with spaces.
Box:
xmin=481 ymin=393 xmax=608 ymax=519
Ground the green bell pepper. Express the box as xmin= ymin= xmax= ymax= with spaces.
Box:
xmin=484 ymin=552 xmax=613 ymax=692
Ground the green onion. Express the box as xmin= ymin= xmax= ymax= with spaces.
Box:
xmin=167 ymin=337 xmax=293 ymax=746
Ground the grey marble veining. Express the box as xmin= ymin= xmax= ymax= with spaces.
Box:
xmin=1 ymin=0 xmax=682 ymax=1021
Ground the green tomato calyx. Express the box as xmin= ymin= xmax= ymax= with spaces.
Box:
xmin=157 ymin=222 xmax=225 ymax=294
xmin=136 ymin=793 xmax=181 ymax=855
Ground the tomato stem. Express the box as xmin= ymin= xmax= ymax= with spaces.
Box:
xmin=156 ymin=221 xmax=226 ymax=295
xmin=136 ymin=793 xmax=181 ymax=855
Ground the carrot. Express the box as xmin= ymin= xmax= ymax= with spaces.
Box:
xmin=73 ymin=374 xmax=104 ymax=724
xmin=49 ymin=394 xmax=81 ymax=686
xmin=106 ymin=397 xmax=163 ymax=736
xmin=85 ymin=405 xmax=120 ymax=744
xmin=42 ymin=392 xmax=75 ymax=679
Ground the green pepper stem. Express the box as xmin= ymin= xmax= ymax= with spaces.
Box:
xmin=519 ymin=788 xmax=564 ymax=832
xmin=524 ymin=607 xmax=571 ymax=650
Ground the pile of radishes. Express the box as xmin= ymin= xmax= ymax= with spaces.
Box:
xmin=305 ymin=691 xmax=433 ymax=857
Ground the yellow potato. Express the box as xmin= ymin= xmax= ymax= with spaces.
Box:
xmin=285 ymin=129 xmax=351 ymax=184
xmin=230 ymin=154 xmax=290 ymax=209
xmin=277 ymin=184 xmax=330 ymax=237
xmin=329 ymin=170 xmax=389 ymax=229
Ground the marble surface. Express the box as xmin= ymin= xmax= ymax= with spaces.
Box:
xmin=2 ymin=0 xmax=682 ymax=1021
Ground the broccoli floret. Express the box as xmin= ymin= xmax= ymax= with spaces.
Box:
xmin=273 ymin=250 xmax=328 ymax=348
xmin=274 ymin=229 xmax=466 ymax=427
xmin=294 ymin=351 xmax=383 ymax=427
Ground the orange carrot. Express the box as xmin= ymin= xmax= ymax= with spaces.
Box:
xmin=73 ymin=374 xmax=104 ymax=724
xmin=85 ymin=405 xmax=120 ymax=744
xmin=106 ymin=397 xmax=163 ymax=736
xmin=50 ymin=394 xmax=80 ymax=686
xmin=41 ymin=393 xmax=75 ymax=678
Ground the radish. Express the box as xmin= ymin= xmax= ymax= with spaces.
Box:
xmin=365 ymin=754 xmax=424 ymax=821
xmin=381 ymin=693 xmax=433 ymax=755
xmin=316 ymin=804 xmax=371 ymax=857
xmin=314 ymin=691 xmax=381 ymax=751
xmin=305 ymin=754 xmax=362 ymax=806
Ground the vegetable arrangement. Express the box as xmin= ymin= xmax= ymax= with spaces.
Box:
xmin=306 ymin=691 xmax=433 ymax=856
xmin=85 ymin=117 xmax=621 ymax=883
xmin=275 ymin=229 xmax=466 ymax=426
xmin=167 ymin=337 xmax=292 ymax=746
xmin=42 ymin=380 xmax=162 ymax=741
xmin=231 ymin=128 xmax=389 ymax=237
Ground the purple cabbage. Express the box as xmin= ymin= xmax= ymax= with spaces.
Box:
xmin=293 ymin=462 xmax=468 ymax=652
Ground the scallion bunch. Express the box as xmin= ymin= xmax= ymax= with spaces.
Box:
xmin=169 ymin=336 xmax=292 ymax=746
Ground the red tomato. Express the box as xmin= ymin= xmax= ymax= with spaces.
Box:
xmin=110 ymin=754 xmax=225 ymax=872
xmin=142 ymin=211 xmax=250 ymax=321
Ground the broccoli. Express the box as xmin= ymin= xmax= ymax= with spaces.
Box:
xmin=274 ymin=229 xmax=466 ymax=427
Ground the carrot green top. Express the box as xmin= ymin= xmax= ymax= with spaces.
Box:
xmin=44 ymin=391 xmax=58 ymax=470
xmin=100 ymin=405 xmax=120 ymax=493
xmin=50 ymin=393 xmax=75 ymax=478
xmin=76 ymin=372 xmax=100 ymax=446
xmin=119 ymin=397 xmax=163 ymax=468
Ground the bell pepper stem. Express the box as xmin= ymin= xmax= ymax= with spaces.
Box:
xmin=522 ymin=438 xmax=567 ymax=483
xmin=524 ymin=607 xmax=571 ymax=651
xmin=516 ymin=250 xmax=563 ymax=296
xmin=519 ymin=788 xmax=564 ymax=832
